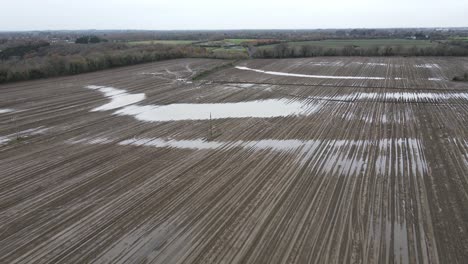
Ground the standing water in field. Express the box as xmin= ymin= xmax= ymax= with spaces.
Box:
xmin=69 ymin=136 xmax=429 ymax=176
xmin=0 ymin=109 xmax=15 ymax=114
xmin=86 ymin=85 xmax=318 ymax=121
xmin=235 ymin=66 xmax=443 ymax=81
xmin=87 ymin=85 xmax=146 ymax=111
xmin=235 ymin=66 xmax=389 ymax=80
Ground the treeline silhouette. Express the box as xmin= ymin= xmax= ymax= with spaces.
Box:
xmin=253 ymin=42 xmax=468 ymax=58
xmin=75 ymin=35 xmax=108 ymax=44
xmin=0 ymin=41 xmax=50 ymax=60
xmin=0 ymin=43 xmax=209 ymax=84
xmin=1 ymin=40 xmax=468 ymax=84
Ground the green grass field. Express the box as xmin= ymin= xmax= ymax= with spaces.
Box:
xmin=128 ymin=40 xmax=195 ymax=45
xmin=208 ymin=46 xmax=247 ymax=53
xmin=196 ymin=39 xmax=259 ymax=47
xmin=224 ymin=39 xmax=257 ymax=44
xmin=449 ymin=37 xmax=468 ymax=41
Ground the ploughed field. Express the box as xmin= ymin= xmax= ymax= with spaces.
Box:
xmin=0 ymin=57 xmax=467 ymax=263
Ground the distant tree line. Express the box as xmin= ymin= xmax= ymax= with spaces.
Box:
xmin=0 ymin=42 xmax=209 ymax=84
xmin=95 ymin=29 xmax=468 ymax=43
xmin=0 ymin=41 xmax=50 ymax=60
xmin=253 ymin=43 xmax=468 ymax=58
xmin=75 ymin=35 xmax=108 ymax=44
xmin=1 ymin=38 xmax=468 ymax=84
xmin=239 ymin=39 xmax=282 ymax=47
xmin=2 ymin=28 xmax=468 ymax=46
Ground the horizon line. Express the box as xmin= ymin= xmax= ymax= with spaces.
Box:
xmin=1 ymin=26 xmax=468 ymax=33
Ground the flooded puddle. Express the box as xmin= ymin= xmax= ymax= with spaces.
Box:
xmin=87 ymin=85 xmax=317 ymax=121
xmin=0 ymin=109 xmax=15 ymax=114
xmin=376 ymin=138 xmax=429 ymax=176
xmin=365 ymin=62 xmax=388 ymax=66
xmin=0 ymin=136 xmax=10 ymax=144
xmin=70 ymin=137 xmax=319 ymax=152
xmin=70 ymin=136 xmax=429 ymax=176
xmin=176 ymin=78 xmax=193 ymax=84
xmin=308 ymin=61 xmax=345 ymax=66
xmin=0 ymin=126 xmax=50 ymax=145
xmin=352 ymin=62 xmax=388 ymax=66
xmin=415 ymin=63 xmax=440 ymax=69
xmin=227 ymin=83 xmax=257 ymax=88
xmin=235 ymin=66 xmax=443 ymax=81
xmin=309 ymin=62 xmax=389 ymax=67
xmin=115 ymin=99 xmax=313 ymax=121
xmin=235 ymin=66 xmax=389 ymax=80
xmin=86 ymin=85 xmax=146 ymax=111
xmin=69 ymin=137 xmax=321 ymax=154
xmin=309 ymin=92 xmax=468 ymax=103
xmin=356 ymin=92 xmax=468 ymax=102
xmin=342 ymin=109 xmax=414 ymax=124
xmin=119 ymin=138 xmax=224 ymax=150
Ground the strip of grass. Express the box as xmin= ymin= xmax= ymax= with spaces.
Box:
xmin=449 ymin=37 xmax=468 ymax=41
xmin=211 ymin=47 xmax=247 ymax=53
xmin=224 ymin=39 xmax=257 ymax=44
xmin=128 ymin=40 xmax=195 ymax=45
xmin=196 ymin=39 xmax=258 ymax=47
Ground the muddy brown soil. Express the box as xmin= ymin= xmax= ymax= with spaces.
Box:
xmin=0 ymin=57 xmax=467 ymax=263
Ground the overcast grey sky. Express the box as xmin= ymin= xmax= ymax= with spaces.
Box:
xmin=2 ymin=0 xmax=467 ymax=31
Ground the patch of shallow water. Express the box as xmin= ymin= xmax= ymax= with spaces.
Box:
xmin=0 ymin=136 xmax=10 ymax=144
xmin=356 ymin=92 xmax=468 ymax=102
xmin=86 ymin=85 xmax=146 ymax=111
xmin=308 ymin=61 xmax=345 ymax=66
xmin=415 ymin=63 xmax=440 ymax=69
xmin=115 ymin=99 xmax=314 ymax=122
xmin=70 ymin=136 xmax=319 ymax=152
xmin=119 ymin=138 xmax=224 ymax=150
xmin=0 ymin=126 xmax=50 ymax=145
xmin=376 ymin=138 xmax=428 ymax=176
xmin=0 ymin=109 xmax=15 ymax=114
xmin=310 ymin=92 xmax=468 ymax=102
xmin=229 ymin=83 xmax=256 ymax=88
xmin=87 ymin=85 xmax=317 ymax=121
xmin=235 ymin=66 xmax=389 ymax=80
xmin=312 ymin=61 xmax=393 ymax=67
xmin=236 ymin=66 xmax=443 ymax=81
xmin=176 ymin=78 xmax=193 ymax=84
xmin=71 ymin=136 xmax=429 ymax=176
xmin=352 ymin=62 xmax=389 ymax=66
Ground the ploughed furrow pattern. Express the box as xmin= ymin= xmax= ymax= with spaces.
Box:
xmin=0 ymin=58 xmax=467 ymax=263
xmin=207 ymin=57 xmax=468 ymax=90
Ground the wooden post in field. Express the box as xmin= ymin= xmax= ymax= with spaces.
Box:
xmin=209 ymin=112 xmax=213 ymax=140
xmin=13 ymin=116 xmax=19 ymax=140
